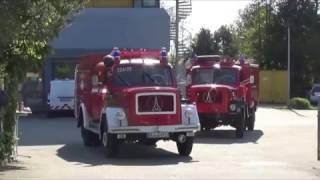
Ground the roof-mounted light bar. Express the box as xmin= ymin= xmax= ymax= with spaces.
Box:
xmin=110 ymin=47 xmax=168 ymax=64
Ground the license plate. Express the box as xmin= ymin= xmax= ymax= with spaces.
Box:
xmin=147 ymin=132 xmax=169 ymax=139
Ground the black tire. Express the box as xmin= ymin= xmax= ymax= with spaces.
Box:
xmin=79 ymin=111 xmax=100 ymax=146
xmin=102 ymin=128 xmax=118 ymax=158
xmin=176 ymin=137 xmax=194 ymax=156
xmin=236 ymin=111 xmax=245 ymax=138
xmin=247 ymin=112 xmax=255 ymax=131
xmin=47 ymin=110 xmax=55 ymax=118
xmin=81 ymin=126 xmax=100 ymax=146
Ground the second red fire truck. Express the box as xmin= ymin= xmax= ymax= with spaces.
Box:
xmin=185 ymin=55 xmax=259 ymax=138
xmin=74 ymin=48 xmax=200 ymax=157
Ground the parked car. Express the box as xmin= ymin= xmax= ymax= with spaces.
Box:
xmin=309 ymin=84 xmax=320 ymax=105
xmin=47 ymin=80 xmax=75 ymax=117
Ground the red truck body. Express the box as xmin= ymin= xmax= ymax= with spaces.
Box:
xmin=186 ymin=55 xmax=259 ymax=138
xmin=75 ymin=48 xmax=200 ymax=157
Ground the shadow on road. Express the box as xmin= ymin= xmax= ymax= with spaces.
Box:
xmin=195 ymin=129 xmax=264 ymax=144
xmin=18 ymin=117 xmax=79 ymax=146
xmin=56 ymin=143 xmax=197 ymax=166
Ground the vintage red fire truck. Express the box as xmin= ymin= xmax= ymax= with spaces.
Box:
xmin=74 ymin=48 xmax=200 ymax=157
xmin=185 ymin=55 xmax=259 ymax=138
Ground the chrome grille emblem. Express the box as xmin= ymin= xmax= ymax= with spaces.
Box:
xmin=203 ymin=90 xmax=216 ymax=103
xmin=152 ymin=96 xmax=162 ymax=112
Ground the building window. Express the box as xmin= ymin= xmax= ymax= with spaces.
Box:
xmin=134 ymin=0 xmax=159 ymax=8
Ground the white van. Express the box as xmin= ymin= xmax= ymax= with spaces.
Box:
xmin=47 ymin=80 xmax=75 ymax=116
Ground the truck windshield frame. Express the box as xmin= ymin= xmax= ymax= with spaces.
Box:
xmin=112 ymin=64 xmax=174 ymax=87
xmin=192 ymin=67 xmax=238 ymax=85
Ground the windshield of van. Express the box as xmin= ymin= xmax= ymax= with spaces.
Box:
xmin=192 ymin=68 xmax=237 ymax=85
xmin=112 ymin=65 xmax=173 ymax=87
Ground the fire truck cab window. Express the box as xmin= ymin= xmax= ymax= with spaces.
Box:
xmin=112 ymin=64 xmax=173 ymax=87
xmin=213 ymin=69 xmax=237 ymax=85
xmin=193 ymin=69 xmax=214 ymax=85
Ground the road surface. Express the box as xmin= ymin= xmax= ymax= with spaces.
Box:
xmin=0 ymin=106 xmax=319 ymax=179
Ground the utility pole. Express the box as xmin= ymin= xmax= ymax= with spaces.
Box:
xmin=287 ymin=26 xmax=291 ymax=105
xmin=318 ymin=103 xmax=320 ymax=160
xmin=175 ymin=0 xmax=179 ymax=66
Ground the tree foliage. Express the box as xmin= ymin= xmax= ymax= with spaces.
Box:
xmin=191 ymin=26 xmax=238 ymax=57
xmin=0 ymin=0 xmax=86 ymax=162
xmin=236 ymin=0 xmax=320 ymax=97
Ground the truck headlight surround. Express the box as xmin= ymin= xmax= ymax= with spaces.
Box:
xmin=115 ymin=111 xmax=126 ymax=121
xmin=184 ymin=108 xmax=193 ymax=118
xmin=229 ymin=103 xmax=237 ymax=112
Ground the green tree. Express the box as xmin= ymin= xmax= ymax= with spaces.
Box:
xmin=213 ymin=25 xmax=239 ymax=57
xmin=191 ymin=28 xmax=216 ymax=55
xmin=0 ymin=0 xmax=86 ymax=162
xmin=236 ymin=0 xmax=320 ymax=97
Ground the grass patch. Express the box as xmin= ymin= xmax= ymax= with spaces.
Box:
xmin=289 ymin=97 xmax=314 ymax=110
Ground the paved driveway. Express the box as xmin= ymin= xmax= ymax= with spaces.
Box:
xmin=0 ymin=106 xmax=320 ymax=179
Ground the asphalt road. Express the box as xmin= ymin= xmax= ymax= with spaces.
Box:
xmin=1 ymin=106 xmax=320 ymax=179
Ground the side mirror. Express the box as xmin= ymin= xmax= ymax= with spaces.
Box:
xmin=249 ymin=75 xmax=255 ymax=84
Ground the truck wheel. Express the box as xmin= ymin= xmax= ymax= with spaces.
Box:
xmin=176 ymin=137 xmax=193 ymax=156
xmin=247 ymin=112 xmax=256 ymax=131
xmin=236 ymin=111 xmax=245 ymax=138
xmin=102 ymin=129 xmax=118 ymax=158
xmin=81 ymin=126 xmax=100 ymax=146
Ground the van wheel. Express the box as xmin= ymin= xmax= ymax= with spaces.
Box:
xmin=236 ymin=111 xmax=245 ymax=138
xmin=176 ymin=137 xmax=193 ymax=156
xmin=247 ymin=112 xmax=255 ymax=131
xmin=47 ymin=110 xmax=55 ymax=118
xmin=102 ymin=128 xmax=118 ymax=158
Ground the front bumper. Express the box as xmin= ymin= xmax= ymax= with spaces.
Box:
xmin=199 ymin=112 xmax=241 ymax=127
xmin=109 ymin=124 xmax=200 ymax=134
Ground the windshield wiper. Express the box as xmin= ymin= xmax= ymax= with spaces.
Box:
xmin=117 ymin=74 xmax=130 ymax=86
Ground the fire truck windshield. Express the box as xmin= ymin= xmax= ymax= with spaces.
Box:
xmin=112 ymin=65 xmax=173 ymax=87
xmin=193 ymin=68 xmax=237 ymax=85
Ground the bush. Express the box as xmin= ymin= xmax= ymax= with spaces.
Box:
xmin=289 ymin=97 xmax=313 ymax=109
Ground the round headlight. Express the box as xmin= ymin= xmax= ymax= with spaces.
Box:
xmin=229 ymin=104 xmax=237 ymax=112
xmin=115 ymin=111 xmax=126 ymax=121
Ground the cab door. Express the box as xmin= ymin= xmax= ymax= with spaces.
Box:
xmin=90 ymin=74 xmax=104 ymax=121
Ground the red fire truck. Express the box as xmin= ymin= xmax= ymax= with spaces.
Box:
xmin=74 ymin=48 xmax=200 ymax=157
xmin=185 ymin=55 xmax=259 ymax=138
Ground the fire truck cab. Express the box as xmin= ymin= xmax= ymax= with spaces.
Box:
xmin=185 ymin=55 xmax=259 ymax=138
xmin=75 ymin=48 xmax=200 ymax=157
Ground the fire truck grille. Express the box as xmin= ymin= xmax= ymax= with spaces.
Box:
xmin=137 ymin=94 xmax=175 ymax=114
xmin=197 ymin=90 xmax=223 ymax=104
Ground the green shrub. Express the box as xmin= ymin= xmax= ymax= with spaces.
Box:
xmin=289 ymin=97 xmax=313 ymax=109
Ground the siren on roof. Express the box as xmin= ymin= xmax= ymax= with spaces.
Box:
xmin=111 ymin=47 xmax=121 ymax=58
xmin=160 ymin=47 xmax=168 ymax=63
